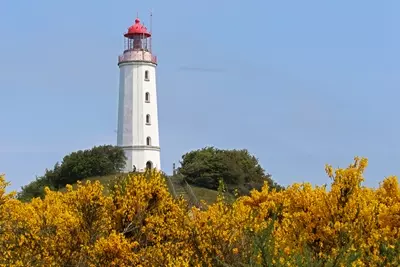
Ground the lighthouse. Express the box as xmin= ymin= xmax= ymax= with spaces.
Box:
xmin=117 ymin=17 xmax=161 ymax=172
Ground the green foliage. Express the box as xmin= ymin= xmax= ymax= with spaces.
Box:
xmin=376 ymin=240 xmax=400 ymax=266
xmin=245 ymin=215 xmax=278 ymax=266
xmin=178 ymin=147 xmax=283 ymax=195
xmin=17 ymin=175 xmax=54 ymax=202
xmin=17 ymin=145 xmax=126 ymax=201
xmin=54 ymin=145 xmax=126 ymax=187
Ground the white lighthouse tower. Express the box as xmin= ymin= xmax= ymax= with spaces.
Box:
xmin=117 ymin=16 xmax=161 ymax=172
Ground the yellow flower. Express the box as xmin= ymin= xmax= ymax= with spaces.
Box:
xmin=0 ymin=157 xmax=399 ymax=266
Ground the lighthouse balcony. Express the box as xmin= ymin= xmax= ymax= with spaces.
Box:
xmin=118 ymin=49 xmax=157 ymax=64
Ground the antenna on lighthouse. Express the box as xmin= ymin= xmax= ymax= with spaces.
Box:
xmin=150 ymin=9 xmax=153 ymax=52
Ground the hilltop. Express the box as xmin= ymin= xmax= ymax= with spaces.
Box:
xmin=17 ymin=145 xmax=282 ymax=204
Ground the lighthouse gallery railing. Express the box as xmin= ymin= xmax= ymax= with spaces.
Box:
xmin=118 ymin=50 xmax=157 ymax=64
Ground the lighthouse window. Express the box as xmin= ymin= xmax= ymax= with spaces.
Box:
xmin=146 ymin=136 xmax=151 ymax=146
xmin=146 ymin=114 xmax=151 ymax=125
xmin=145 ymin=92 xmax=150 ymax=103
xmin=144 ymin=70 xmax=149 ymax=81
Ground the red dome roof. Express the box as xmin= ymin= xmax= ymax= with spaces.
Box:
xmin=124 ymin=18 xmax=151 ymax=38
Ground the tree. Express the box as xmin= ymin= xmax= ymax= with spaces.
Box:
xmin=51 ymin=145 xmax=126 ymax=188
xmin=178 ymin=147 xmax=283 ymax=195
xmin=17 ymin=175 xmax=53 ymax=201
xmin=17 ymin=145 xmax=127 ymax=201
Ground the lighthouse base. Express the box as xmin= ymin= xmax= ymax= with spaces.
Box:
xmin=120 ymin=145 xmax=161 ymax=173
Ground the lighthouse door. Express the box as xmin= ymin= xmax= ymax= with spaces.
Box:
xmin=146 ymin=161 xmax=153 ymax=170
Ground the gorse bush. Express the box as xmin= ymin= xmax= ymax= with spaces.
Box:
xmin=1 ymin=157 xmax=400 ymax=266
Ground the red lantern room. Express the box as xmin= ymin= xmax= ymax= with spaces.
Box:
xmin=118 ymin=15 xmax=157 ymax=65
xmin=123 ymin=18 xmax=152 ymax=52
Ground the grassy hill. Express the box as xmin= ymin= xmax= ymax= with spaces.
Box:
xmin=165 ymin=174 xmax=235 ymax=206
xmin=60 ymin=173 xmax=234 ymax=207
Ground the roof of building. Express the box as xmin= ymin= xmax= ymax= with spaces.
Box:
xmin=124 ymin=18 xmax=151 ymax=38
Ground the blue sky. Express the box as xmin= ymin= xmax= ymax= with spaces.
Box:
xmin=0 ymin=0 xmax=398 ymax=191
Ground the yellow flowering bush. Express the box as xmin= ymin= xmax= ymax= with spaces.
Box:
xmin=1 ymin=157 xmax=400 ymax=266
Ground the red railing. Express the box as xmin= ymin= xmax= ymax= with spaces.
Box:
xmin=118 ymin=51 xmax=157 ymax=64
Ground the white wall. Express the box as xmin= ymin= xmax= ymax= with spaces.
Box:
xmin=117 ymin=53 xmax=161 ymax=172
xmin=122 ymin=148 xmax=161 ymax=173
